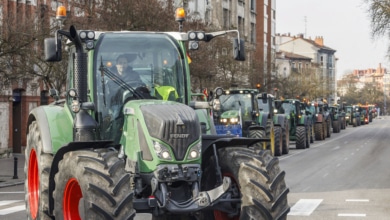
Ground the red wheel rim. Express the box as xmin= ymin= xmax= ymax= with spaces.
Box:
xmin=63 ymin=178 xmax=82 ymax=220
xmin=214 ymin=173 xmax=240 ymax=220
xmin=28 ymin=149 xmax=39 ymax=219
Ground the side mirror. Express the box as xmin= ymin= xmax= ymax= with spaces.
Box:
xmin=233 ymin=38 xmax=245 ymax=61
xmin=44 ymin=38 xmax=62 ymax=62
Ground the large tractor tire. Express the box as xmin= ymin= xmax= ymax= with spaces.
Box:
xmin=341 ymin=118 xmax=346 ymax=129
xmin=274 ymin=126 xmax=283 ymax=156
xmin=309 ymin=124 xmax=314 ymax=143
xmin=282 ymin=121 xmax=290 ymax=155
xmin=249 ymin=126 xmax=275 ymax=156
xmin=248 ymin=129 xmax=266 ymax=153
xmin=295 ymin=126 xmax=306 ymax=149
xmin=305 ymin=126 xmax=311 ymax=148
xmin=265 ymin=119 xmax=275 ymax=156
xmin=322 ymin=121 xmax=328 ymax=138
xmin=332 ymin=120 xmax=340 ymax=133
xmin=327 ymin=119 xmax=332 ymax=137
xmin=314 ymin=123 xmax=324 ymax=140
xmin=53 ymin=149 xmax=135 ymax=220
xmin=25 ymin=121 xmax=53 ymax=220
xmin=352 ymin=118 xmax=357 ymax=127
xmin=200 ymin=147 xmax=290 ymax=220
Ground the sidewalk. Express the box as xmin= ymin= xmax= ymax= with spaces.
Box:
xmin=0 ymin=153 xmax=25 ymax=188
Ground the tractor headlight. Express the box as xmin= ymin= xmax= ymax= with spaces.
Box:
xmin=220 ymin=118 xmax=228 ymax=123
xmin=153 ymin=141 xmax=172 ymax=160
xmin=187 ymin=141 xmax=201 ymax=160
xmin=230 ymin=117 xmax=239 ymax=123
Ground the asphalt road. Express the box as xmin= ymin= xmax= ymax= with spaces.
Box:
xmin=280 ymin=116 xmax=390 ymax=219
xmin=2 ymin=117 xmax=389 ymax=219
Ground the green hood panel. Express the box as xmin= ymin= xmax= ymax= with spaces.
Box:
xmin=220 ymin=110 xmax=239 ymax=118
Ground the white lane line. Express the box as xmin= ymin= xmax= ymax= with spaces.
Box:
xmin=288 ymin=199 xmax=323 ymax=216
xmin=0 ymin=205 xmax=25 ymax=215
xmin=338 ymin=213 xmax=366 ymax=217
xmin=346 ymin=199 xmax=369 ymax=202
xmin=0 ymin=200 xmax=22 ymax=206
xmin=0 ymin=191 xmax=25 ymax=194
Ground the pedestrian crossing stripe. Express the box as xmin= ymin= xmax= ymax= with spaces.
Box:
xmin=0 ymin=200 xmax=25 ymax=215
xmin=288 ymin=199 xmax=323 ymax=216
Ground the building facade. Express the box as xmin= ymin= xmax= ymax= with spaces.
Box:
xmin=276 ymin=33 xmax=337 ymax=102
xmin=0 ymin=0 xmax=63 ymax=155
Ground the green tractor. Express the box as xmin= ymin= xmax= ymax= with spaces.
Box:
xmin=257 ymin=93 xmax=290 ymax=156
xmin=274 ymin=99 xmax=311 ymax=149
xmin=312 ymin=100 xmax=332 ymax=140
xmin=24 ymin=7 xmax=290 ymax=220
xmin=329 ymin=104 xmax=343 ymax=133
xmin=211 ymin=87 xmax=279 ymax=156
xmin=345 ymin=105 xmax=361 ymax=127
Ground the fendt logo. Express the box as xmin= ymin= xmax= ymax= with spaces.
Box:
xmin=170 ymin=134 xmax=190 ymax=138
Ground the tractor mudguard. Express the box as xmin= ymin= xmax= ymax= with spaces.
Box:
xmin=274 ymin=114 xmax=285 ymax=127
xmin=258 ymin=113 xmax=269 ymax=127
xmin=297 ymin=116 xmax=307 ymax=126
xmin=195 ymin=109 xmax=216 ymax=135
xmin=27 ymin=104 xmax=73 ymax=154
xmin=201 ymin=134 xmax=269 ymax=160
xmin=47 ymin=140 xmax=117 ymax=216
xmin=316 ymin=114 xmax=324 ymax=123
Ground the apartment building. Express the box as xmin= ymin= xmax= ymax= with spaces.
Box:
xmin=276 ymin=33 xmax=337 ymax=102
xmin=0 ymin=0 xmax=65 ymax=155
xmin=337 ymin=63 xmax=387 ymax=95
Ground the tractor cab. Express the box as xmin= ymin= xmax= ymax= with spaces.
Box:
xmin=212 ymin=87 xmax=259 ymax=137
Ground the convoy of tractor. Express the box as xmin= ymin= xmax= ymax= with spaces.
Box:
xmin=24 ymin=7 xmax=290 ymax=220
xmin=23 ymin=6 xmax=378 ymax=220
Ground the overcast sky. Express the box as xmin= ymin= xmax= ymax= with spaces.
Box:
xmin=276 ymin=0 xmax=389 ymax=78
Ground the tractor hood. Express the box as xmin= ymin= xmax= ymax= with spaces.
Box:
xmin=220 ymin=110 xmax=240 ymax=119
xmin=123 ymin=100 xmax=201 ymax=162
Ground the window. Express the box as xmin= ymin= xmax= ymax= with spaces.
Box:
xmin=250 ymin=23 xmax=256 ymax=44
xmin=238 ymin=16 xmax=244 ymax=34
xmin=223 ymin=8 xmax=230 ymax=28
xmin=250 ymin=0 xmax=256 ymax=10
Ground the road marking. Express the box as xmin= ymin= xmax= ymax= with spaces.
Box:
xmin=338 ymin=213 xmax=366 ymax=217
xmin=288 ymin=199 xmax=323 ymax=216
xmin=0 ymin=200 xmax=25 ymax=215
xmin=346 ymin=199 xmax=369 ymax=202
xmin=0 ymin=200 xmax=22 ymax=206
xmin=332 ymin=146 xmax=340 ymax=150
xmin=0 ymin=191 xmax=25 ymax=194
xmin=0 ymin=205 xmax=25 ymax=215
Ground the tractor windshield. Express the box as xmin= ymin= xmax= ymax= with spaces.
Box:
xmin=257 ymin=99 xmax=270 ymax=112
xmin=93 ymin=32 xmax=185 ymax=141
xmin=219 ymin=93 xmax=252 ymax=115
xmin=94 ymin=32 xmax=185 ymax=104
